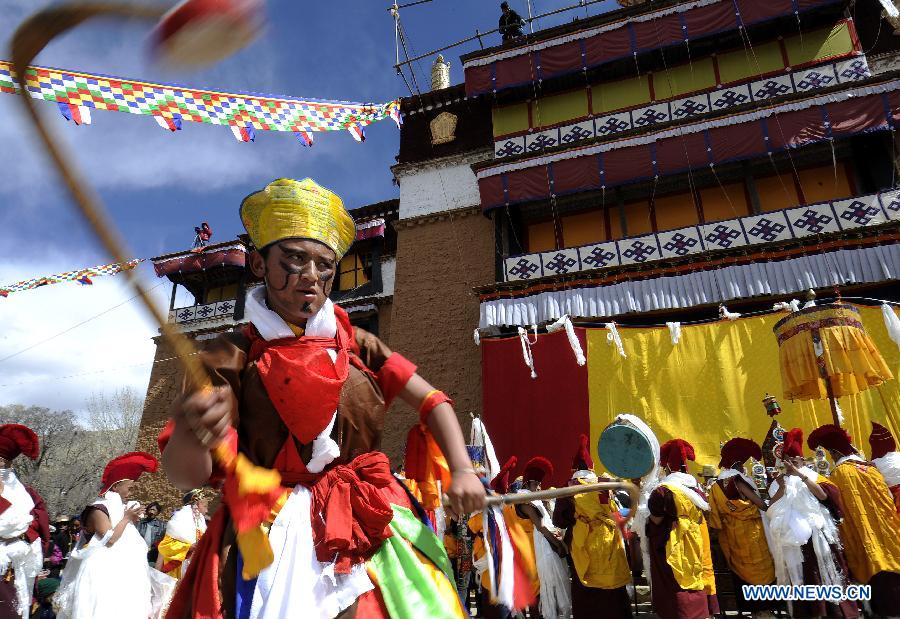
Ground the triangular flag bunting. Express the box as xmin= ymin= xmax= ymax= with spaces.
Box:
xmin=57 ymin=102 xmax=91 ymax=125
xmin=347 ymin=123 xmax=365 ymax=142
xmin=387 ymin=101 xmax=402 ymax=129
xmin=77 ymin=275 xmax=93 ymax=286
xmin=296 ymin=131 xmax=314 ymax=147
xmin=154 ymin=114 xmax=183 ymax=132
xmin=0 ymin=290 xmax=8 ymax=298
xmin=230 ymin=123 xmax=255 ymax=143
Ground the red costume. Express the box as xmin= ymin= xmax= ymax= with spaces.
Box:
xmin=0 ymin=425 xmax=49 ymax=619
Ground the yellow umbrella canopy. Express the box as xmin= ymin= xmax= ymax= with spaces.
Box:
xmin=773 ymin=303 xmax=893 ymax=405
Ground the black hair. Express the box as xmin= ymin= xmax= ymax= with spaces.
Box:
xmin=146 ymin=501 xmax=162 ymax=512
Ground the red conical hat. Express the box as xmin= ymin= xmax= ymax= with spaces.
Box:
xmin=660 ymin=438 xmax=695 ymax=472
xmin=522 ymin=456 xmax=553 ymax=484
xmin=101 ymin=452 xmax=159 ymax=493
xmin=0 ymin=424 xmax=39 ymax=461
xmin=719 ymin=437 xmax=762 ymax=468
xmin=572 ymin=434 xmax=593 ymax=471
xmin=490 ymin=456 xmax=518 ymax=494
xmin=808 ymin=424 xmax=854 ymax=456
xmin=869 ymin=422 xmax=896 ymax=460
xmin=782 ymin=428 xmax=805 ymax=458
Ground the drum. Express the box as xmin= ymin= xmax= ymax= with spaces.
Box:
xmin=598 ymin=416 xmax=656 ymax=479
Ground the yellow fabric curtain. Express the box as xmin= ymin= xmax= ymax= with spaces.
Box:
xmin=587 ymin=305 xmax=900 ymax=473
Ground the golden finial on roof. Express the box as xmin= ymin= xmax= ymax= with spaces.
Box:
xmin=431 ymin=54 xmax=450 ymax=91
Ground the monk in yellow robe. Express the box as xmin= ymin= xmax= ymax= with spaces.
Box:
xmin=155 ymin=489 xmax=209 ymax=579
xmin=809 ymin=424 xmax=900 ymax=617
xmin=645 ymin=438 xmax=719 ymax=619
xmin=553 ymin=434 xmax=632 ymax=618
xmin=708 ymin=438 xmax=778 ymax=617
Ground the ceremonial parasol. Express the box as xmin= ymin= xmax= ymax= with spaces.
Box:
xmin=772 ymin=300 xmax=893 ymax=426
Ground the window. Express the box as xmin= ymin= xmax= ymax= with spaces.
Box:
xmin=526 ymin=221 xmax=557 ymax=253
xmin=622 ymin=200 xmax=653 ymax=236
xmin=338 ymin=252 xmax=370 ymax=291
xmin=561 ymin=211 xmax=606 ymax=247
xmin=653 ymin=193 xmax=700 ymax=231
xmin=755 ymin=172 xmax=801 ymax=212
xmin=699 ymin=183 xmax=750 ymax=223
xmin=796 ymin=164 xmax=853 ymax=205
xmin=205 ymin=284 xmax=238 ymax=303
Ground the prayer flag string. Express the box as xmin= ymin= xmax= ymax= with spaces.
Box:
xmin=0 ymin=60 xmax=402 ymax=143
xmin=0 ymin=259 xmax=142 ymax=298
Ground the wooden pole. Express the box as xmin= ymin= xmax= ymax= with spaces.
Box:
xmin=445 ymin=480 xmax=640 ymax=522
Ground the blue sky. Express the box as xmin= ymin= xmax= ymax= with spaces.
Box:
xmin=0 ymin=0 xmax=618 ymax=413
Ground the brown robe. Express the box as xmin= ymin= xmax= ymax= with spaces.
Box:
xmin=553 ymin=495 xmax=633 ymax=619
xmin=645 ymin=486 xmax=719 ymax=619
xmin=788 ymin=481 xmax=859 ymax=619
xmin=169 ymin=325 xmax=411 ymax=619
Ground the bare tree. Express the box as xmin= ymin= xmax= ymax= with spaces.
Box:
xmin=0 ymin=405 xmax=100 ymax=518
xmin=0 ymin=388 xmax=145 ymax=519
xmin=85 ymin=386 xmax=143 ymax=458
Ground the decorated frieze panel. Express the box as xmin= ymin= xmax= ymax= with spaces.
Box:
xmin=492 ymin=57 xmax=870 ymax=159
xmin=502 ymin=189 xmax=896 ymax=281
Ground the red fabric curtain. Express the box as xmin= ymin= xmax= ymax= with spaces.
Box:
xmin=737 ymin=0 xmax=794 ymax=25
xmin=506 ymin=166 xmax=551 ymax=204
xmin=767 ymin=108 xmax=827 ymax=150
xmin=464 ymin=65 xmax=493 ymax=97
xmin=682 ymin=2 xmax=737 ymax=35
xmin=584 ymin=28 xmax=632 ymax=67
xmin=479 ymin=175 xmax=506 ymax=210
xmin=539 ymin=41 xmax=584 ymax=79
xmin=604 ymin=144 xmax=653 ymax=185
xmin=551 ymin=156 xmax=601 ymax=195
xmin=481 ymin=329 xmax=590 ymax=490
xmin=495 ymin=55 xmax=538 ymax=90
xmin=632 ymin=14 xmax=684 ymax=51
xmin=655 ymin=133 xmax=709 ymax=175
xmin=827 ymin=96 xmax=889 ymax=137
xmin=708 ymin=123 xmax=767 ymax=162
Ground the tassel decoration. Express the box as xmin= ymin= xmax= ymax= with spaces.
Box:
xmin=605 ymin=322 xmax=626 ymax=358
xmin=547 ymin=315 xmax=586 ymax=366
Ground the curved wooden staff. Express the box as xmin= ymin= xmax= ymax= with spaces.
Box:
xmin=448 ymin=480 xmax=641 ymax=523
xmin=11 ymin=3 xmax=226 ymax=459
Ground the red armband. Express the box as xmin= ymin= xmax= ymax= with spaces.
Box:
xmin=418 ymin=390 xmax=453 ymax=424
xmin=375 ymin=353 xmax=417 ymax=408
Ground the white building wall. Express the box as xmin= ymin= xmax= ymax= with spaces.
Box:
xmin=394 ymin=151 xmax=490 ymax=220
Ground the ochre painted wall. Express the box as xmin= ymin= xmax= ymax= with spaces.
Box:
xmin=382 ymin=209 xmax=496 ymax=463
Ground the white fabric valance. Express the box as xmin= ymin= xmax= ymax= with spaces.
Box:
xmin=479 ymin=244 xmax=899 ymax=327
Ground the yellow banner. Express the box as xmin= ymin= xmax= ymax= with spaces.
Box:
xmin=587 ymin=304 xmax=900 ymax=473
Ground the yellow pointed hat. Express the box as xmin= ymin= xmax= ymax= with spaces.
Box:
xmin=239 ymin=178 xmax=356 ymax=259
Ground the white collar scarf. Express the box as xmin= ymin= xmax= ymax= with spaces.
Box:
xmin=0 ymin=469 xmax=35 ymax=538
xmin=717 ymin=468 xmax=758 ymax=491
xmin=835 ymin=454 xmax=865 ymax=467
xmin=244 ymin=286 xmax=337 ymax=341
xmin=243 ymin=286 xmax=340 ymax=474
xmin=873 ymin=452 xmax=900 ymax=487
xmin=661 ymin=471 xmax=710 ymax=511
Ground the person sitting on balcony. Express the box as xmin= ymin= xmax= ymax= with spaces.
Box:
xmin=499 ymin=2 xmax=525 ymax=42
xmin=192 ymin=222 xmax=212 ymax=249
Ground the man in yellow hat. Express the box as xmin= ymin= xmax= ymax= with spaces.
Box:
xmin=161 ymin=178 xmax=484 ymax=619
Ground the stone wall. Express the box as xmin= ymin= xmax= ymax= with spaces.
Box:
xmin=381 ymin=206 xmax=496 ymax=463
xmin=132 ymin=335 xmax=185 ymax=516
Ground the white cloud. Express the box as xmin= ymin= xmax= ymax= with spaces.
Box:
xmin=0 ymin=253 xmax=169 ymax=414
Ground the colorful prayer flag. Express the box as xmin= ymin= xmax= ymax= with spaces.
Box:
xmin=348 ymin=123 xmax=365 ymax=142
xmin=231 ymin=123 xmax=255 ymax=142
xmin=296 ymin=131 xmax=314 ymax=147
xmin=57 ymin=102 xmax=91 ymax=125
